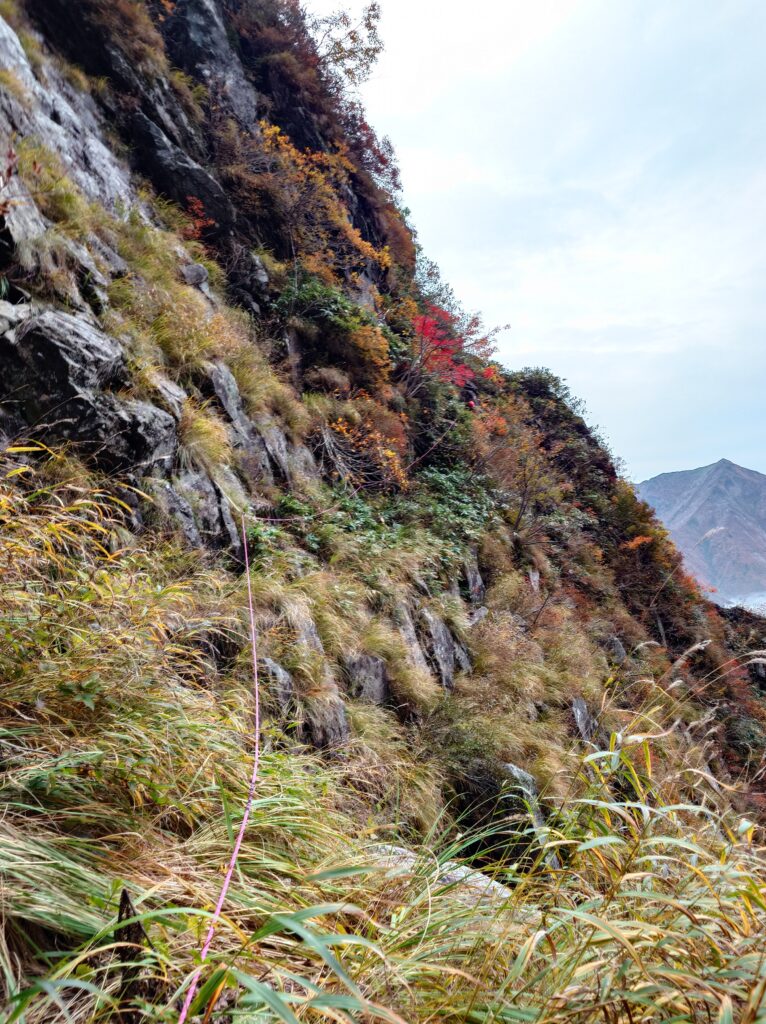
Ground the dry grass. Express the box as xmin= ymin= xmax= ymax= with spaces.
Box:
xmin=0 ymin=67 xmax=29 ymax=105
xmin=2 ymin=450 xmax=766 ymax=1023
xmin=177 ymin=401 xmax=234 ymax=475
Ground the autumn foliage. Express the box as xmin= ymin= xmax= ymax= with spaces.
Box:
xmin=399 ymin=303 xmax=500 ymax=397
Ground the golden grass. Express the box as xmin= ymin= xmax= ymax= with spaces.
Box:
xmin=177 ymin=401 xmax=233 ymax=475
xmin=2 ymin=450 xmax=766 ymax=1023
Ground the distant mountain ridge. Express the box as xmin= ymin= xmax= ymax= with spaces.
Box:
xmin=638 ymin=459 xmax=766 ymax=604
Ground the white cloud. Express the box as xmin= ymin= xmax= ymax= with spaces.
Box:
xmin=304 ymin=0 xmax=766 ymax=477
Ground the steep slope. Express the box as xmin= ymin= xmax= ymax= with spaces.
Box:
xmin=1 ymin=2 xmax=766 ymax=1021
xmin=639 ymin=459 xmax=766 ymax=602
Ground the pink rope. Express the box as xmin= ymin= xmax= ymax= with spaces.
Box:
xmin=177 ymin=514 xmax=261 ymax=1023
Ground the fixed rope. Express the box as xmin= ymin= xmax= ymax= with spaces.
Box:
xmin=177 ymin=514 xmax=261 ymax=1023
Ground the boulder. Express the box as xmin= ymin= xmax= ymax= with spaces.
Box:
xmin=374 ymin=844 xmax=514 ymax=905
xmin=180 ymin=261 xmax=212 ymax=297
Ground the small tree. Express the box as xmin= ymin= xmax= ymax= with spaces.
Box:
xmin=400 ymin=302 xmax=502 ymax=398
xmin=309 ymin=2 xmax=383 ymax=87
xmin=473 ymin=399 xmax=563 ymax=536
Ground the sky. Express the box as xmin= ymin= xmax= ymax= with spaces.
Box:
xmin=305 ymin=0 xmax=766 ymax=482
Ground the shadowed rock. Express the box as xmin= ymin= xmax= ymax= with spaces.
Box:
xmin=132 ymin=113 xmax=236 ymax=238
xmin=303 ymin=692 xmax=349 ymax=750
xmin=0 ymin=311 xmax=176 ymax=472
xmin=162 ymin=0 xmax=259 ymax=126
xmin=345 ymin=654 xmax=389 ymax=704
xmin=418 ymin=607 xmax=456 ymax=690
xmin=463 ymin=552 xmax=486 ymax=605
xmin=394 ymin=604 xmax=431 ymax=673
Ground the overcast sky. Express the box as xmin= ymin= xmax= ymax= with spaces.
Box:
xmin=306 ymin=0 xmax=766 ymax=481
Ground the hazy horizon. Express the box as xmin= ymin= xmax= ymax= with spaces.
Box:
xmin=306 ymin=0 xmax=766 ymax=481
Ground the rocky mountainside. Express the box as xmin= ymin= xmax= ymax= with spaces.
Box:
xmin=1 ymin=1 xmax=766 ymax=1021
xmin=639 ymin=459 xmax=766 ymax=603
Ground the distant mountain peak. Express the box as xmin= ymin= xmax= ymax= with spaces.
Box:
xmin=638 ymin=460 xmax=766 ymax=604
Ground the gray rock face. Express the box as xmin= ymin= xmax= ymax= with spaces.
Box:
xmin=295 ymin=615 xmax=326 ymax=657
xmin=132 ymin=113 xmax=236 ymax=237
xmin=303 ymin=692 xmax=349 ymax=750
xmin=151 ymin=375 xmax=189 ymax=421
xmin=572 ymin=698 xmax=598 ymax=743
xmin=206 ymin=360 xmax=246 ymax=425
xmin=260 ymin=657 xmax=294 ymax=712
xmin=607 ymin=636 xmax=628 ymax=665
xmin=0 ymin=300 xmax=33 ymax=335
xmin=24 ymin=0 xmax=201 ymax=156
xmin=454 ymin=641 xmax=472 ymax=675
xmin=0 ymin=181 xmax=48 ymax=280
xmin=227 ymin=247 xmax=270 ymax=315
xmin=174 ymin=469 xmax=225 ymax=539
xmin=87 ymin=235 xmax=129 ymax=279
xmin=110 ymin=398 xmax=177 ymax=474
xmin=394 ymin=604 xmax=431 ymax=674
xmin=0 ymin=311 xmax=176 ymax=472
xmin=256 ymin=656 xmax=347 ymax=751
xmin=173 ymin=468 xmax=243 ymax=554
xmin=0 ymin=16 xmax=134 ymax=212
xmin=345 ymin=654 xmax=389 ymax=704
xmin=4 ymin=310 xmax=125 ymax=391
xmin=469 ymin=606 xmax=490 ymax=628
xmin=145 ymin=478 xmax=203 ymax=547
xmin=59 ymin=237 xmax=111 ymax=312
xmin=287 ymin=443 xmax=320 ymax=483
xmin=255 ymin=415 xmax=292 ymax=482
xmin=163 ymin=0 xmax=259 ymax=127
xmin=463 ymin=552 xmax=486 ymax=605
xmin=206 ymin=359 xmax=312 ymax=491
xmin=418 ymin=607 xmax=456 ymax=690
